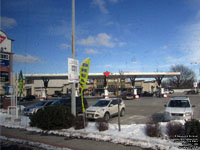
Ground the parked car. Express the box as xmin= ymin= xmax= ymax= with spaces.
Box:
xmin=164 ymin=97 xmax=195 ymax=121
xmin=121 ymin=92 xmax=134 ymax=100
xmin=142 ymin=91 xmax=154 ymax=97
xmin=20 ymin=95 xmax=36 ymax=102
xmin=49 ymin=96 xmax=88 ymax=114
xmin=23 ymin=100 xmax=54 ymax=116
xmin=86 ymin=98 xmax=126 ymax=121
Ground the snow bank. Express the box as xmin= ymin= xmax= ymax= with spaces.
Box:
xmin=0 ymin=111 xmax=187 ymax=150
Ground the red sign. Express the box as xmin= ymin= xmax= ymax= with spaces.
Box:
xmin=0 ymin=35 xmax=6 ymax=44
xmin=0 ymin=66 xmax=9 ymax=72
xmin=104 ymin=71 xmax=110 ymax=77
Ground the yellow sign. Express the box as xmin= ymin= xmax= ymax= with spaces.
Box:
xmin=79 ymin=58 xmax=90 ymax=112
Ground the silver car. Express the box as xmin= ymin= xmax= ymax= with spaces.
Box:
xmin=23 ymin=100 xmax=53 ymax=116
xmin=164 ymin=97 xmax=195 ymax=121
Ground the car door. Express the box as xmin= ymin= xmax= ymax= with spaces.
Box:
xmin=109 ymin=100 xmax=118 ymax=115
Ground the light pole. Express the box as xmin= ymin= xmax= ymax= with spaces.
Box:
xmin=70 ymin=0 xmax=76 ymax=116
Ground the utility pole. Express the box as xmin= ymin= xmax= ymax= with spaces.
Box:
xmin=71 ymin=0 xmax=76 ymax=116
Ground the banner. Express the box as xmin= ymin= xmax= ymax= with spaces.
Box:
xmin=18 ymin=70 xmax=23 ymax=97
xmin=79 ymin=58 xmax=90 ymax=112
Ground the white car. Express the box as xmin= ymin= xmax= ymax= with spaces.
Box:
xmin=164 ymin=97 xmax=195 ymax=121
xmin=86 ymin=98 xmax=126 ymax=120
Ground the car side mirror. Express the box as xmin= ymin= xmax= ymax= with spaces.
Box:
xmin=164 ymin=104 xmax=167 ymax=107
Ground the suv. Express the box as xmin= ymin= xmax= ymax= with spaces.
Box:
xmin=164 ymin=97 xmax=195 ymax=121
xmin=86 ymin=98 xmax=126 ymax=120
xmin=49 ymin=96 xmax=88 ymax=114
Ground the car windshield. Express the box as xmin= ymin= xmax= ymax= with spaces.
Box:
xmin=35 ymin=101 xmax=47 ymax=106
xmin=168 ymin=100 xmax=190 ymax=108
xmin=93 ymin=100 xmax=110 ymax=107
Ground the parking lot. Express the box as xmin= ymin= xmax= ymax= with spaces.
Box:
xmin=87 ymin=93 xmax=200 ymax=124
xmin=18 ymin=93 xmax=200 ymax=125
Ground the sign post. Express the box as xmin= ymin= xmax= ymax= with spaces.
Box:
xmin=104 ymin=71 xmax=110 ymax=98
xmin=68 ymin=58 xmax=79 ymax=116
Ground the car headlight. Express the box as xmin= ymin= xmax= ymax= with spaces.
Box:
xmin=185 ymin=112 xmax=192 ymax=116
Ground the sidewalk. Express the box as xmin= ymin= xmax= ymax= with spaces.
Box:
xmin=0 ymin=126 xmax=144 ymax=150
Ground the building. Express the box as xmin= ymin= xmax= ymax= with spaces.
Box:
xmin=0 ymin=30 xmax=14 ymax=95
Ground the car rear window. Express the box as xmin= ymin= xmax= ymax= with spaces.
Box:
xmin=168 ymin=100 xmax=190 ymax=108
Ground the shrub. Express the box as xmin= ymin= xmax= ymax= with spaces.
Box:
xmin=95 ymin=118 xmax=109 ymax=131
xmin=74 ymin=114 xmax=88 ymax=130
xmin=184 ymin=119 xmax=200 ymax=147
xmin=29 ymin=106 xmax=75 ymax=130
xmin=145 ymin=121 xmax=161 ymax=137
xmin=166 ymin=122 xmax=184 ymax=139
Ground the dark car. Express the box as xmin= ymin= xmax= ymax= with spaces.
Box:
xmin=121 ymin=92 xmax=134 ymax=100
xmin=50 ymin=96 xmax=88 ymax=114
xmin=21 ymin=95 xmax=36 ymax=101
xmin=23 ymin=100 xmax=54 ymax=116
xmin=142 ymin=91 xmax=154 ymax=97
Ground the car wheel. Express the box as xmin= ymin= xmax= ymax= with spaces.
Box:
xmin=104 ymin=112 xmax=110 ymax=121
xmin=120 ymin=108 xmax=125 ymax=117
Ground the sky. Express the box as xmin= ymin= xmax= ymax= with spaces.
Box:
xmin=1 ymin=0 xmax=200 ymax=76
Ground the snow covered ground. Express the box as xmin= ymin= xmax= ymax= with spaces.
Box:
xmin=0 ymin=110 xmax=196 ymax=150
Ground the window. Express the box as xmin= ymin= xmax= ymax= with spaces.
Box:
xmin=26 ymin=79 xmax=33 ymax=84
xmin=111 ymin=100 xmax=118 ymax=105
xmin=0 ymin=53 xmax=9 ymax=60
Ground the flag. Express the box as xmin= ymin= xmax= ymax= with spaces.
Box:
xmin=79 ymin=58 xmax=90 ymax=112
xmin=18 ymin=70 xmax=23 ymax=97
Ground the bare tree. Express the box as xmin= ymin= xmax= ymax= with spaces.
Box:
xmin=169 ymin=64 xmax=196 ymax=88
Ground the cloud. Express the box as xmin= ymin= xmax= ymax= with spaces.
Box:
xmin=1 ymin=16 xmax=17 ymax=29
xmin=60 ymin=43 xmax=71 ymax=50
xmin=13 ymin=54 xmax=41 ymax=63
xmin=92 ymin=0 xmax=108 ymax=14
xmin=78 ymin=33 xmax=115 ymax=48
xmin=85 ymin=48 xmax=99 ymax=54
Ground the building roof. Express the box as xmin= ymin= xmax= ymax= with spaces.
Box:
xmin=24 ymin=72 xmax=180 ymax=80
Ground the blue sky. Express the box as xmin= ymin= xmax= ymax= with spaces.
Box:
xmin=1 ymin=0 xmax=200 ymax=76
